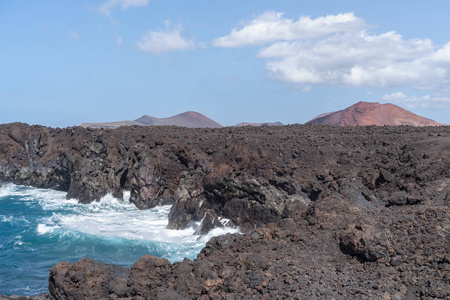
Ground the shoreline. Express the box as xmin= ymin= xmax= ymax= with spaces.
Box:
xmin=0 ymin=183 xmax=240 ymax=297
xmin=0 ymin=124 xmax=449 ymax=299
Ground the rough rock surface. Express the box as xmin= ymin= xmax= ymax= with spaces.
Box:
xmin=48 ymin=203 xmax=449 ymax=299
xmin=0 ymin=123 xmax=449 ymax=299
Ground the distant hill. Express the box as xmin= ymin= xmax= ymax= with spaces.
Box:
xmin=234 ymin=122 xmax=284 ymax=127
xmin=307 ymin=102 xmax=445 ymax=126
xmin=80 ymin=121 xmax=144 ymax=129
xmin=135 ymin=111 xmax=222 ymax=128
xmin=81 ymin=111 xmax=223 ymax=129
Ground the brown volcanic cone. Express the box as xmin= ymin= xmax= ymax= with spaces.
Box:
xmin=136 ymin=111 xmax=223 ymax=128
xmin=82 ymin=111 xmax=223 ymax=129
xmin=307 ymin=101 xmax=445 ymax=126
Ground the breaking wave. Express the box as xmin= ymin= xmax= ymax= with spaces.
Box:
xmin=0 ymin=183 xmax=239 ymax=296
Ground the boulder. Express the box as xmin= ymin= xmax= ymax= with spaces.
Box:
xmin=49 ymin=258 xmax=130 ymax=300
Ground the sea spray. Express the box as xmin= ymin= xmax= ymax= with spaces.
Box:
xmin=0 ymin=184 xmax=239 ymax=296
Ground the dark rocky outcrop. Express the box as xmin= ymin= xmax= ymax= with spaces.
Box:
xmin=49 ymin=258 xmax=130 ymax=300
xmin=48 ymin=203 xmax=449 ymax=299
xmin=2 ymin=123 xmax=449 ymax=235
xmin=0 ymin=123 xmax=449 ymax=299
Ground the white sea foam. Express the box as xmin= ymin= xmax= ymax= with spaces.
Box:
xmin=0 ymin=215 xmax=14 ymax=223
xmin=36 ymin=191 xmax=240 ymax=245
xmin=0 ymin=215 xmax=29 ymax=225
xmin=13 ymin=235 xmax=24 ymax=249
xmin=1 ymin=184 xmax=243 ymax=296
xmin=198 ymin=224 xmax=241 ymax=243
xmin=0 ymin=183 xmax=25 ymax=198
xmin=123 ymin=190 xmax=131 ymax=202
xmin=0 ymin=183 xmax=68 ymax=207
xmin=1 ymin=184 xmax=240 ymax=250
xmin=36 ymin=223 xmax=60 ymax=234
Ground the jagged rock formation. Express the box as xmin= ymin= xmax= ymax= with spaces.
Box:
xmin=307 ymin=101 xmax=445 ymax=126
xmin=0 ymin=122 xmax=315 ymax=233
xmin=1 ymin=123 xmax=449 ymax=233
xmin=0 ymin=123 xmax=449 ymax=299
xmin=81 ymin=111 xmax=223 ymax=129
xmin=49 ymin=200 xmax=449 ymax=299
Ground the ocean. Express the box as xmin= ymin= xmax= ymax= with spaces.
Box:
xmin=0 ymin=183 xmax=238 ymax=296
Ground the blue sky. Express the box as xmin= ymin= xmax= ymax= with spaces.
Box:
xmin=1 ymin=0 xmax=450 ymax=127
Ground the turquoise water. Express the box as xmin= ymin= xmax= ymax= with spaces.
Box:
xmin=0 ymin=184 xmax=238 ymax=296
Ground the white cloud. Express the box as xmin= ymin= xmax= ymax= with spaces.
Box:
xmin=213 ymin=12 xmax=366 ymax=47
xmin=137 ymin=24 xmax=195 ymax=55
xmin=214 ymin=11 xmax=450 ymax=89
xmin=259 ymin=31 xmax=444 ymax=88
xmin=99 ymin=0 xmax=150 ymax=16
xmin=382 ymin=91 xmax=408 ymax=101
xmin=69 ymin=30 xmax=80 ymax=42
xmin=117 ymin=36 xmax=123 ymax=44
xmin=434 ymin=42 xmax=450 ymax=63
xmin=382 ymin=92 xmax=450 ymax=108
xmin=301 ymin=86 xmax=312 ymax=93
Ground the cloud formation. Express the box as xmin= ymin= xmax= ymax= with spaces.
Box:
xmin=99 ymin=0 xmax=150 ymax=16
xmin=213 ymin=12 xmax=366 ymax=47
xmin=382 ymin=92 xmax=450 ymax=108
xmin=214 ymin=12 xmax=450 ymax=89
xmin=137 ymin=25 xmax=195 ymax=55
xmin=69 ymin=30 xmax=80 ymax=42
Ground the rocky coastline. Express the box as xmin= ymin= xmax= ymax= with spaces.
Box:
xmin=0 ymin=123 xmax=449 ymax=299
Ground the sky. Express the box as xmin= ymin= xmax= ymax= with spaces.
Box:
xmin=1 ymin=0 xmax=450 ymax=127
